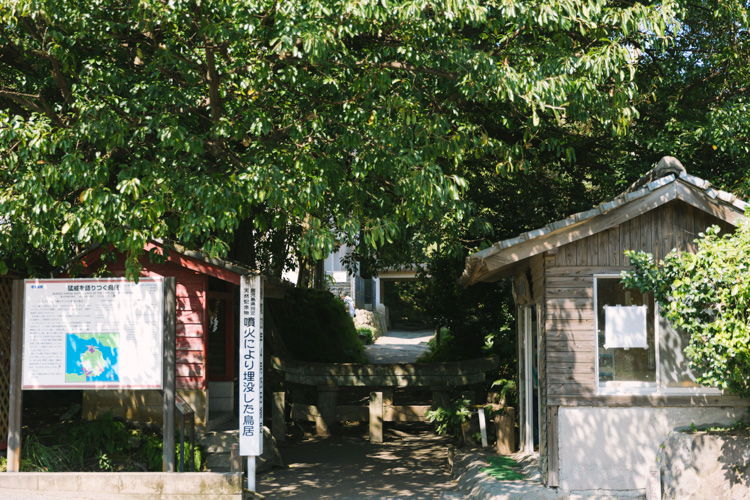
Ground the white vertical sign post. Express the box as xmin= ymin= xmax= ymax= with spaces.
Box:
xmin=239 ymin=275 xmax=263 ymax=491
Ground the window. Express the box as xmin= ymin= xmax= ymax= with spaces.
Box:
xmin=596 ymin=277 xmax=656 ymax=390
xmin=207 ymin=295 xmax=234 ymax=380
xmin=595 ymin=276 xmax=718 ymax=394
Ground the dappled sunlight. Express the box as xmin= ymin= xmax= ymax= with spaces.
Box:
xmin=558 ymin=407 xmax=747 ymax=492
xmin=258 ymin=426 xmax=457 ymax=498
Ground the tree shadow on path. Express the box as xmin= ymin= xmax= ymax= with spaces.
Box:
xmin=258 ymin=423 xmax=458 ymax=499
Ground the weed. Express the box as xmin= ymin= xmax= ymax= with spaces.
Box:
xmin=15 ymin=415 xmax=203 ymax=472
xmin=426 ymin=397 xmax=472 ymax=438
xmin=357 ymin=327 xmax=374 ymax=345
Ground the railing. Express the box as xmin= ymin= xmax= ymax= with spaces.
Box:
xmin=175 ymin=393 xmax=195 ymax=472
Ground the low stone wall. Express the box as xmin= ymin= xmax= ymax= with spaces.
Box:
xmin=0 ymin=472 xmax=243 ymax=499
xmin=83 ymin=389 xmax=207 ymax=427
xmin=354 ymin=309 xmax=386 ymax=339
xmin=557 ymin=406 xmax=748 ymax=494
xmin=658 ymin=430 xmax=750 ymax=499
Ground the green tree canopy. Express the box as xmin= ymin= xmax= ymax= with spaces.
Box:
xmin=623 ymin=224 xmax=750 ymax=397
xmin=1 ymin=0 xmax=677 ymax=277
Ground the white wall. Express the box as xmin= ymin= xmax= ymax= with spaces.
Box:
xmin=558 ymin=406 xmax=748 ymax=494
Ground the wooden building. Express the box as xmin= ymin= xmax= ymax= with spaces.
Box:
xmin=69 ymin=240 xmax=288 ymax=426
xmin=459 ymin=158 xmax=750 ymax=495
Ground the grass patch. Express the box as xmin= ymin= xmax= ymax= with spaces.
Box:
xmin=481 ymin=456 xmax=525 ymax=481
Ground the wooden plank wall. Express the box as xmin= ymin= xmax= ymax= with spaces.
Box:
xmin=543 ymin=200 xmax=734 ymax=401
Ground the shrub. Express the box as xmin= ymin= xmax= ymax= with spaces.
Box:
xmin=624 ymin=223 xmax=750 ymax=397
xmin=425 ymin=397 xmax=472 ymax=439
xmin=269 ymin=287 xmax=366 ymax=363
xmin=11 ymin=415 xmax=203 ymax=472
xmin=357 ymin=327 xmax=374 ymax=345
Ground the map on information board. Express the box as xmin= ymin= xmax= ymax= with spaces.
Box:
xmin=23 ymin=278 xmax=164 ymax=390
xmin=65 ymin=333 xmax=119 ymax=383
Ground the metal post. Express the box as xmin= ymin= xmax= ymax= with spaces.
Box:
xmin=189 ymin=413 xmax=195 ymax=472
xmin=247 ymin=456 xmax=256 ymax=491
xmin=478 ymin=407 xmax=489 ymax=447
xmin=179 ymin=411 xmax=185 ymax=472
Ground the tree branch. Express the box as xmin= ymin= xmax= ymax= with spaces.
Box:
xmin=0 ymin=88 xmax=66 ymax=127
xmin=373 ymin=61 xmax=457 ymax=81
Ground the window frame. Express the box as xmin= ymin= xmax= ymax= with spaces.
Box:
xmin=594 ymin=274 xmax=721 ymax=396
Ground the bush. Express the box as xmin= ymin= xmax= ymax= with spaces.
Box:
xmin=7 ymin=414 xmax=204 ymax=472
xmin=624 ymin=223 xmax=750 ymax=397
xmin=416 ymin=252 xmax=516 ymax=364
xmin=425 ymin=397 xmax=472 ymax=440
xmin=357 ymin=327 xmax=374 ymax=345
xmin=269 ymin=287 xmax=366 ymax=363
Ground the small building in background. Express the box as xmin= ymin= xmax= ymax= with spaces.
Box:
xmin=459 ymin=158 xmax=750 ymax=495
xmin=320 ymin=244 xmax=420 ymax=325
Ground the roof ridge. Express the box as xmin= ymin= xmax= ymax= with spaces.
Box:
xmin=624 ymin=156 xmax=687 ymax=194
xmin=463 ymin=158 xmax=747 ymax=284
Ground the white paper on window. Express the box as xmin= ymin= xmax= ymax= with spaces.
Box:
xmin=603 ymin=305 xmax=648 ymax=349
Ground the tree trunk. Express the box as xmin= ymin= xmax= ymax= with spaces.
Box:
xmin=228 ymin=218 xmax=257 ymax=269
xmin=312 ymin=259 xmax=325 ymax=290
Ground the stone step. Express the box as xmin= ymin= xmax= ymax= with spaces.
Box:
xmin=206 ymin=412 xmax=236 ymax=432
xmin=200 ymin=430 xmax=239 ymax=453
xmin=439 ymin=491 xmax=465 ymax=499
xmin=206 ymin=452 xmax=233 ymax=472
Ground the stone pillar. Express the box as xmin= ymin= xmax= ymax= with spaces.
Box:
xmin=495 ymin=407 xmax=516 ymax=455
xmin=369 ymin=391 xmax=384 ymax=443
xmin=272 ymin=391 xmax=286 ymax=442
xmin=382 ymin=388 xmax=394 ymax=422
xmin=431 ymin=386 xmax=451 ymax=410
xmin=316 ymin=385 xmax=339 ymax=437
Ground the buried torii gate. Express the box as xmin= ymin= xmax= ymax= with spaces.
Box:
xmin=270 ymin=355 xmax=499 ymax=442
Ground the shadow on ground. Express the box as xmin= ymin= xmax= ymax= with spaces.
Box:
xmin=257 ymin=423 xmax=458 ymax=499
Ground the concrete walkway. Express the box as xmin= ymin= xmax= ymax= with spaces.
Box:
xmin=364 ymin=329 xmax=434 ymax=364
xmin=452 ymin=451 xmax=562 ymax=499
xmin=451 ymin=450 xmax=643 ymax=499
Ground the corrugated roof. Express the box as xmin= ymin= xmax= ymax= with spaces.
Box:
xmin=460 ymin=157 xmax=748 ymax=287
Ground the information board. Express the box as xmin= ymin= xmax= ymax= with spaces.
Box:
xmin=239 ymin=275 xmax=264 ymax=456
xmin=22 ymin=278 xmax=164 ymax=390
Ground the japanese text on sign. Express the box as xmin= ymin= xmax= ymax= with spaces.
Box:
xmin=239 ymin=275 xmax=263 ymax=456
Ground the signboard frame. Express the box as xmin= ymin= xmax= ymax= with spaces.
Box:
xmin=21 ymin=277 xmax=165 ymax=390
xmin=6 ymin=277 xmax=177 ymax=472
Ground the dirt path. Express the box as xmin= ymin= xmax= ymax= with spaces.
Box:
xmin=364 ymin=329 xmax=434 ymax=364
xmin=257 ymin=424 xmax=459 ymax=499
xmin=257 ymin=329 xmax=456 ymax=498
